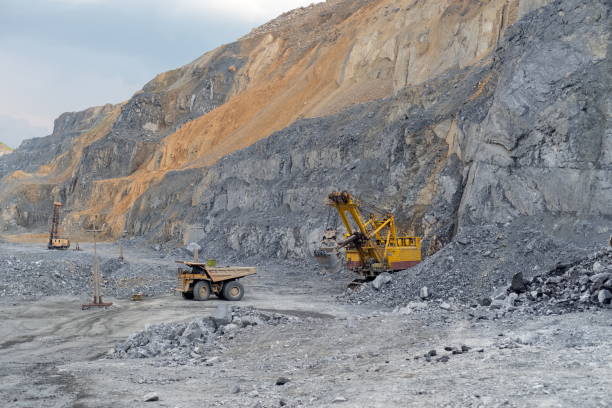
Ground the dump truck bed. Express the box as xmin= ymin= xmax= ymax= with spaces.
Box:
xmin=177 ymin=261 xmax=256 ymax=282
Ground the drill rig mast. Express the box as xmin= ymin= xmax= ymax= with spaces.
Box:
xmin=48 ymin=202 xmax=70 ymax=250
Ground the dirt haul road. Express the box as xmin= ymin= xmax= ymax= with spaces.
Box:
xmin=0 ymin=242 xmax=610 ymax=408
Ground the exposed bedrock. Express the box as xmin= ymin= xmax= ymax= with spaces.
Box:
xmin=127 ymin=0 xmax=611 ymax=260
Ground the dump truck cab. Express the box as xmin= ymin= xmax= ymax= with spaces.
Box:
xmin=176 ymin=260 xmax=256 ymax=301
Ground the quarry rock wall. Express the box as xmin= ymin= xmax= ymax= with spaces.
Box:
xmin=0 ymin=0 xmax=609 ymax=260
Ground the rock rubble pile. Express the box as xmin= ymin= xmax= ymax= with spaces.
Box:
xmin=0 ymin=250 xmax=174 ymax=299
xmin=341 ymin=220 xmax=601 ymax=308
xmin=486 ymin=248 xmax=612 ymax=315
xmin=110 ymin=306 xmax=293 ymax=365
xmin=0 ymin=255 xmax=91 ymax=298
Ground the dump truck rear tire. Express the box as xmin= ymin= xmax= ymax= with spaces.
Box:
xmin=193 ymin=281 xmax=211 ymax=301
xmin=222 ymin=281 xmax=244 ymax=301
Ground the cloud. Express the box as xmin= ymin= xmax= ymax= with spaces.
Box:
xmin=0 ymin=39 xmax=148 ymax=131
xmin=171 ymin=0 xmax=325 ymax=22
xmin=0 ymin=114 xmax=49 ymax=149
xmin=48 ymin=0 xmax=325 ymax=22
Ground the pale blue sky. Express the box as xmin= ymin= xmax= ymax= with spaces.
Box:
xmin=0 ymin=0 xmax=323 ymax=148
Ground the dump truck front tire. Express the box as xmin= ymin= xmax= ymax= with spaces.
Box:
xmin=222 ymin=281 xmax=244 ymax=301
xmin=181 ymin=291 xmax=194 ymax=300
xmin=193 ymin=281 xmax=211 ymax=301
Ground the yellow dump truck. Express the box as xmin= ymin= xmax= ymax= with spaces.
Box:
xmin=175 ymin=260 xmax=256 ymax=301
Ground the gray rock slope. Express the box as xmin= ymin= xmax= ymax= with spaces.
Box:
xmin=127 ymin=0 xmax=611 ymax=261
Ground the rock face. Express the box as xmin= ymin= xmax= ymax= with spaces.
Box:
xmin=0 ymin=0 xmax=610 ymax=269
xmin=458 ymin=0 xmax=611 ymax=225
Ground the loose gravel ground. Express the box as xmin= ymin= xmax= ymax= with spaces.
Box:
xmin=0 ymin=241 xmax=177 ymax=300
xmin=1 ymin=238 xmax=611 ymax=407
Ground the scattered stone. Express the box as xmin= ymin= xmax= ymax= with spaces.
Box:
xmin=212 ymin=304 xmax=233 ymax=327
xmin=480 ymin=297 xmax=492 ymax=306
xmin=436 ymin=356 xmax=449 ymax=363
xmin=440 ymin=302 xmax=451 ymax=310
xmin=591 ymin=272 xmax=612 ymax=285
xmin=592 ymin=261 xmax=605 ymax=273
xmin=493 ymin=289 xmax=507 ymax=300
xmin=231 ymin=385 xmax=241 ymax=394
xmin=490 ymin=299 xmax=505 ymax=309
xmin=143 ymin=392 xmax=159 ymax=402
xmin=461 ymin=345 xmax=471 ymax=352
xmin=332 ymin=396 xmax=348 ymax=403
xmin=598 ymin=289 xmax=611 ymax=304
xmin=419 ymin=286 xmax=429 ymax=299
xmin=511 ymin=272 xmax=527 ymax=293
xmin=275 ymin=377 xmax=291 ymax=386
xmin=427 ymin=349 xmax=437 ymax=357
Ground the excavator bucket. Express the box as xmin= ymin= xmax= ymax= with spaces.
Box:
xmin=347 ymin=279 xmax=367 ymax=290
xmin=311 ymin=229 xmax=342 ymax=272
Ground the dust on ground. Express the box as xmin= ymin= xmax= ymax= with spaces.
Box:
xmin=0 ymin=240 xmax=610 ymax=408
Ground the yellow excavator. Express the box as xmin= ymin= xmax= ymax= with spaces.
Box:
xmin=315 ymin=191 xmax=421 ymax=285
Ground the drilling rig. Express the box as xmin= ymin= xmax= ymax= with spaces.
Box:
xmin=48 ymin=202 xmax=70 ymax=250
xmin=315 ymin=191 xmax=421 ymax=285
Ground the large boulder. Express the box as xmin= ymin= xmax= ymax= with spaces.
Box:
xmin=510 ymin=272 xmax=527 ymax=293
xmin=372 ymin=272 xmax=392 ymax=290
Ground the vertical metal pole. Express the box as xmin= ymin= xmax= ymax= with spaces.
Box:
xmin=93 ymin=229 xmax=99 ymax=303
xmin=82 ymin=224 xmax=112 ymax=309
xmin=85 ymin=227 xmax=104 ymax=304
xmin=118 ymin=230 xmax=127 ymax=262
